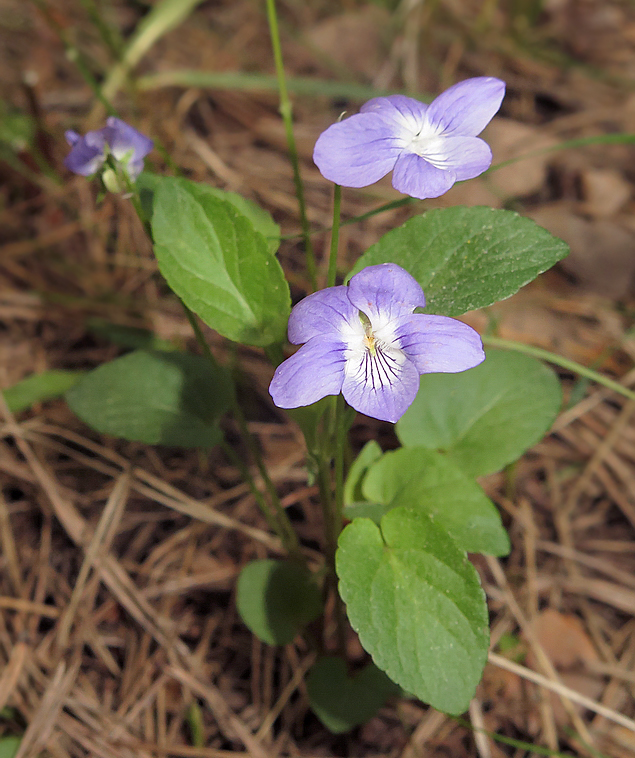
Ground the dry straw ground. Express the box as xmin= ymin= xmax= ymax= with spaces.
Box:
xmin=2 ymin=0 xmax=635 ymax=756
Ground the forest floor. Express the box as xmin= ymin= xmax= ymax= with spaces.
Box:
xmin=1 ymin=0 xmax=635 ymax=756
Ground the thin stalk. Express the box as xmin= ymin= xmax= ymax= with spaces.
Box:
xmin=326 ymin=184 xmax=341 ymax=288
xmin=332 ymin=394 xmax=346 ymax=530
xmin=315 ymin=398 xmax=348 ymax=655
xmin=483 ymin=336 xmax=635 ymax=402
xmin=231 ymin=398 xmax=301 ymax=556
xmin=220 ymin=440 xmax=279 ymax=536
xmin=123 ymin=174 xmax=301 ymax=556
xmin=34 ymin=0 xmax=117 ymax=116
xmin=265 ymin=0 xmax=317 ymax=290
xmin=78 ymin=0 xmax=125 ymax=59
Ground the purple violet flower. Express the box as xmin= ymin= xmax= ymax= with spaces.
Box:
xmin=269 ymin=263 xmax=485 ymax=423
xmin=313 ymin=77 xmax=505 ymax=199
xmin=64 ymin=116 xmax=153 ymax=180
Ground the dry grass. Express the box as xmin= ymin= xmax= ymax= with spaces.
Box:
xmin=2 ymin=0 xmax=635 ymax=755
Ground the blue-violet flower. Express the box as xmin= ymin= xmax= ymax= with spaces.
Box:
xmin=269 ymin=263 xmax=485 ymax=423
xmin=313 ymin=77 xmax=505 ymax=199
xmin=64 ymin=116 xmax=153 ymax=180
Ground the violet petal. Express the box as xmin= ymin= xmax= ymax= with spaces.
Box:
xmin=391 ymin=152 xmax=456 ymax=199
xmin=395 ymin=314 xmax=485 ymax=374
xmin=347 ymin=263 xmax=426 ymax=324
xmin=287 ymin=286 xmax=359 ymax=345
xmin=342 ymin=350 xmax=420 ymax=423
xmin=313 ymin=112 xmax=406 ymax=187
xmin=426 ymin=76 xmax=505 ymax=137
xmin=269 ymin=337 xmax=346 ymax=408
xmin=63 ymin=131 xmax=107 ymax=176
xmin=360 ymin=94 xmax=428 ymax=134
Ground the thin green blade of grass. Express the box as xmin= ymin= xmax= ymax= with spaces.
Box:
xmin=136 ymin=70 xmax=426 ymax=103
xmin=100 ymin=0 xmax=208 ymax=102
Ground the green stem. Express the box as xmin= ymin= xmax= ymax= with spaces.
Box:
xmin=483 ymin=336 xmax=635 ymax=402
xmin=34 ymin=0 xmax=117 ymax=116
xmin=315 ymin=397 xmax=348 ymax=654
xmin=332 ymin=394 xmax=346 ymax=530
xmin=265 ymin=0 xmax=317 ymax=291
xmin=78 ymin=0 xmax=125 ymax=59
xmin=326 ymin=184 xmax=342 ymax=288
xmin=124 ymin=174 xmax=300 ymax=556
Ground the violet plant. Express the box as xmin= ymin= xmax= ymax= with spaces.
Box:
xmin=54 ymin=9 xmax=574 ymax=735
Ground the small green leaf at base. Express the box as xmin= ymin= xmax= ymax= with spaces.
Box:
xmin=337 ymin=509 xmax=489 ymax=715
xmin=396 ymin=349 xmax=562 ymax=477
xmin=66 ymin=350 xmax=233 ymax=448
xmin=236 ymin=559 xmax=322 ymax=645
xmin=307 ymin=657 xmax=400 ymax=734
xmin=3 ymin=370 xmax=83 ymax=413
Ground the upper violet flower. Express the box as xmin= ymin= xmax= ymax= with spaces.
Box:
xmin=269 ymin=263 xmax=485 ymax=423
xmin=64 ymin=116 xmax=153 ymax=181
xmin=313 ymin=77 xmax=505 ymax=200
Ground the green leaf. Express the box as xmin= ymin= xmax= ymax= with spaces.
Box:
xmin=151 ymin=177 xmax=289 ymax=345
xmin=348 ymin=207 xmax=569 ymax=316
xmin=200 ymin=186 xmax=280 ymax=255
xmin=344 ymin=440 xmax=383 ymax=505
xmin=66 ymin=350 xmax=233 ymax=447
xmin=138 ymin=173 xmax=280 ymax=254
xmin=0 ymin=737 xmax=21 ymax=758
xmin=362 ymin=448 xmax=509 ymax=555
xmin=307 ymin=657 xmax=400 ymax=734
xmin=344 ymin=501 xmax=390 ymax=523
xmin=3 ymin=370 xmax=84 ymax=413
xmin=337 ymin=509 xmax=489 ymax=714
xmin=397 ymin=349 xmax=562 ymax=477
xmin=236 ymin=559 xmax=322 ymax=645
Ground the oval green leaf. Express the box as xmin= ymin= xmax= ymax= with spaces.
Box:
xmin=362 ymin=447 xmax=510 ymax=556
xmin=151 ymin=177 xmax=290 ymax=346
xmin=348 ymin=206 xmax=569 ymax=316
xmin=337 ymin=509 xmax=489 ymax=714
xmin=66 ymin=350 xmax=233 ymax=448
xmin=3 ymin=370 xmax=83 ymax=413
xmin=396 ymin=349 xmax=562 ymax=477
xmin=307 ymin=657 xmax=400 ymax=734
xmin=236 ymin=559 xmax=323 ymax=645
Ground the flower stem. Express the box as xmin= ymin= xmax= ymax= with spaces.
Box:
xmin=124 ymin=177 xmax=301 ymax=557
xmin=265 ymin=0 xmax=317 ymax=291
xmin=326 ymin=184 xmax=342 ymax=289
xmin=482 ymin=336 xmax=635 ymax=402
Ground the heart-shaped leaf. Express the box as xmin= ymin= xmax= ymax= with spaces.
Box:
xmin=396 ymin=349 xmax=562 ymax=477
xmin=361 ymin=447 xmax=509 ymax=555
xmin=66 ymin=350 xmax=233 ymax=448
xmin=307 ymin=657 xmax=400 ymax=733
xmin=236 ymin=559 xmax=323 ymax=645
xmin=348 ymin=206 xmax=568 ymax=316
xmin=337 ymin=508 xmax=489 ymax=714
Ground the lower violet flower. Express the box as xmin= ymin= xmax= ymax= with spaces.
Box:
xmin=269 ymin=263 xmax=485 ymax=423
xmin=64 ymin=116 xmax=153 ymax=181
xmin=313 ymin=77 xmax=505 ymax=200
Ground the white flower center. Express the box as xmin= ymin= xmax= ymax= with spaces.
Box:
xmin=341 ymin=313 xmax=406 ymax=390
xmin=395 ymin=114 xmax=449 ymax=168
